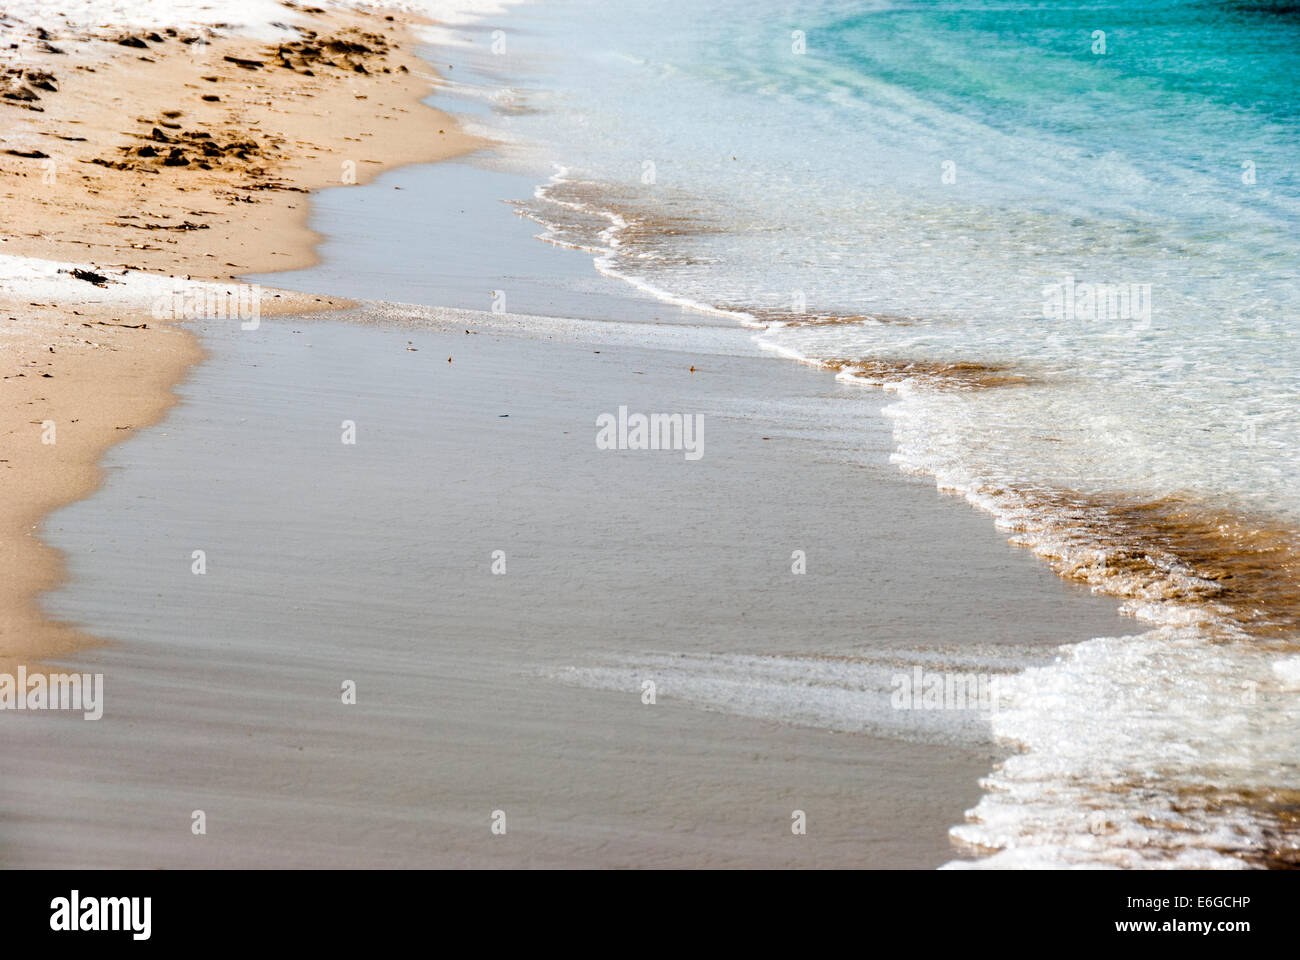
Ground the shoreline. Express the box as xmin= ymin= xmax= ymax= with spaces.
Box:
xmin=0 ymin=4 xmax=479 ymax=668
xmin=20 ymin=304 xmax=1141 ymax=868
xmin=4 ymin=2 xmax=1291 ymax=870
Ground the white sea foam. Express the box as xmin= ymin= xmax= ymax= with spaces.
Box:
xmin=1272 ymin=657 xmax=1300 ymax=690
xmin=943 ymin=627 xmax=1298 ymax=869
xmin=550 ymin=651 xmax=1023 ymax=747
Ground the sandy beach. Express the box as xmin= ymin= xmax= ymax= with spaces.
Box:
xmin=1 ymin=3 xmax=477 ymax=668
xmin=3 ymin=1 xmax=1294 ymax=873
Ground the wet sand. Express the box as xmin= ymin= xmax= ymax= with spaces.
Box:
xmin=3 ymin=305 xmax=1140 ymax=868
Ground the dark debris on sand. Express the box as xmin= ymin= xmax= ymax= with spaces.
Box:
xmin=119 ymin=116 xmax=272 ymax=173
xmin=1 ymin=67 xmax=59 ymax=111
xmin=274 ymin=26 xmax=395 ymax=76
xmin=66 ymin=268 xmax=110 ymax=286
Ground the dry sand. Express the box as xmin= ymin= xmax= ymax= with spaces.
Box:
xmin=0 ymin=5 xmax=479 ymax=666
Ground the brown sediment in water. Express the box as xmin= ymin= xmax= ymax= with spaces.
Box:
xmin=1002 ymin=491 xmax=1300 ymax=644
xmin=800 ymin=346 xmax=1300 ymax=643
xmin=1163 ymin=784 xmax=1300 ymax=869
xmin=696 ymin=305 xmax=925 ymax=327
xmin=959 ymin=758 xmax=1300 ymax=868
xmin=1255 ymin=796 xmax=1300 ymax=868
xmin=779 ymin=312 xmax=927 ymax=327
xmin=825 ymin=357 xmax=1036 ymax=390
xmin=530 ymin=176 xmax=724 ymax=266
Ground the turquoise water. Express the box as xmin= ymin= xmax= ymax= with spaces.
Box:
xmin=440 ymin=0 xmax=1300 ymax=866
xmin=467 ymin=0 xmax=1300 ymax=520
